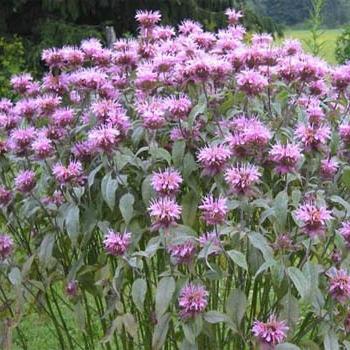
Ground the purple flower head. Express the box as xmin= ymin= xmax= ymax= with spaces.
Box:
xmin=88 ymin=126 xmax=121 ymax=153
xmin=148 ymin=197 xmax=181 ymax=230
xmin=103 ymin=230 xmax=131 ymax=256
xmin=15 ymin=170 xmax=36 ymax=193
xmin=320 ymin=158 xmax=338 ymax=179
xmin=340 ymin=123 xmax=350 ymax=146
xmin=198 ymin=232 xmax=222 ymax=256
xmin=178 ymin=283 xmax=208 ymax=319
xmin=135 ymin=10 xmax=161 ymax=29
xmin=269 ymin=143 xmax=301 ymax=174
xmin=328 ymin=268 xmax=350 ymax=303
xmin=164 ymin=94 xmax=192 ymax=120
xmin=151 ymin=168 xmax=182 ymax=196
xmin=9 ymin=127 xmax=36 ymax=155
xmin=252 ymin=315 xmax=288 ymax=348
xmin=167 ymin=240 xmax=196 ymax=264
xmin=65 ymin=280 xmax=79 ymax=298
xmin=225 ymin=8 xmax=243 ymax=25
xmin=197 ymin=145 xmax=231 ymax=176
xmin=295 ymin=201 xmax=332 ymax=238
xmin=199 ymin=195 xmax=228 ymax=226
xmin=52 ymin=161 xmax=85 ymax=186
xmin=0 ymin=234 xmax=13 ymax=260
xmin=51 ymin=108 xmax=75 ymax=127
xmin=339 ymin=221 xmax=350 ymax=248
xmin=237 ymin=69 xmax=268 ymax=95
xmin=224 ymin=163 xmax=261 ymax=195
xmin=295 ymin=123 xmax=331 ymax=151
xmin=0 ymin=186 xmax=12 ymax=206
xmin=32 ymin=136 xmax=54 ymax=159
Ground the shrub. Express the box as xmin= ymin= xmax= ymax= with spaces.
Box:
xmin=0 ymin=36 xmax=25 ymax=97
xmin=2 ymin=8 xmax=350 ymax=350
xmin=336 ymin=26 xmax=350 ymax=64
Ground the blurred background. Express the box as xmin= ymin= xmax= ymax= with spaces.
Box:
xmin=1 ymin=0 xmax=350 ymax=96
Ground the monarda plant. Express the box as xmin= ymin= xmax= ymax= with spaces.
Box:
xmin=1 ymin=7 xmax=350 ymax=350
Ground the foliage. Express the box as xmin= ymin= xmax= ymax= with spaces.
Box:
xmin=0 ymin=36 xmax=25 ymax=97
xmin=336 ymin=26 xmax=350 ymax=64
xmin=258 ymin=0 xmax=350 ymax=27
xmin=2 ymin=7 xmax=350 ymax=350
xmin=303 ymin=0 xmax=326 ymax=57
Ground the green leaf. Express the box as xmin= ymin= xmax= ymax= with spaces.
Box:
xmin=181 ymin=191 xmax=199 ymax=227
xmin=248 ymin=232 xmax=273 ymax=260
xmin=88 ymin=164 xmax=103 ymax=188
xmin=150 ymin=147 xmax=172 ymax=165
xmin=119 ymin=193 xmax=134 ymax=224
xmin=276 ymin=343 xmax=301 ymax=350
xmin=226 ymin=289 xmax=246 ymax=327
xmin=280 ymin=292 xmax=300 ymax=329
xmin=38 ymin=234 xmax=55 ymax=265
xmin=152 ymin=313 xmax=171 ymax=350
xmin=155 ymin=277 xmax=175 ymax=318
xmin=141 ymin=175 xmax=154 ymax=205
xmin=131 ymin=278 xmax=147 ymax=312
xmin=227 ymin=250 xmax=248 ymax=270
xmin=172 ymin=140 xmax=186 ymax=168
xmin=9 ymin=267 xmax=22 ymax=286
xmin=183 ymin=153 xmax=198 ymax=178
xmin=203 ymin=311 xmax=232 ymax=325
xmin=66 ymin=204 xmax=80 ymax=243
xmin=341 ymin=166 xmax=350 ymax=188
xmin=324 ymin=330 xmax=339 ymax=350
xmin=254 ymin=259 xmax=278 ymax=278
xmin=344 ymin=340 xmax=350 ymax=350
xmin=330 ymin=195 xmax=350 ymax=217
xmin=121 ymin=313 xmax=138 ymax=338
xmin=288 ymin=267 xmax=310 ymax=299
xmin=188 ymin=93 xmax=207 ymax=128
xmin=101 ymin=172 xmax=118 ymax=210
xmin=273 ymin=191 xmax=288 ymax=230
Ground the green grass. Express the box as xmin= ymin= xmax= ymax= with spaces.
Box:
xmin=283 ymin=29 xmax=343 ymax=64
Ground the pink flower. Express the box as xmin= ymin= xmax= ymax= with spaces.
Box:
xmin=88 ymin=126 xmax=121 ymax=153
xmin=269 ymin=143 xmax=301 ymax=174
xmin=148 ymin=197 xmax=181 ymax=230
xmin=197 ymin=145 xmax=231 ymax=176
xmin=167 ymin=240 xmax=196 ymax=264
xmin=225 ymin=8 xmax=243 ymax=25
xmin=65 ymin=280 xmax=79 ymax=297
xmin=198 ymin=232 xmax=222 ymax=255
xmin=135 ymin=10 xmax=161 ymax=28
xmin=0 ymin=234 xmax=14 ymax=260
xmin=295 ymin=202 xmax=332 ymax=237
xmin=340 ymin=123 xmax=350 ymax=145
xmin=199 ymin=195 xmax=228 ymax=225
xmin=151 ymin=168 xmax=182 ymax=196
xmin=328 ymin=268 xmax=350 ymax=303
xmin=295 ymin=123 xmax=331 ymax=151
xmin=32 ymin=136 xmax=54 ymax=159
xmin=72 ymin=141 xmax=97 ymax=162
xmin=52 ymin=161 xmax=85 ymax=186
xmin=226 ymin=116 xmax=271 ymax=157
xmin=103 ymin=230 xmax=131 ymax=256
xmin=178 ymin=283 xmax=208 ymax=319
xmin=9 ymin=127 xmax=36 ymax=155
xmin=15 ymin=170 xmax=36 ymax=193
xmin=164 ymin=94 xmax=192 ymax=120
xmin=339 ymin=221 xmax=350 ymax=247
xmin=320 ymin=158 xmax=338 ymax=179
xmin=237 ymin=70 xmax=268 ymax=95
xmin=11 ymin=73 xmax=34 ymax=94
xmin=224 ymin=163 xmax=261 ymax=195
xmin=51 ymin=108 xmax=75 ymax=127
xmin=252 ymin=315 xmax=288 ymax=348
xmin=0 ymin=186 xmax=12 ymax=206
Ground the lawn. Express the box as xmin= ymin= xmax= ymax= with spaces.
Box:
xmin=283 ymin=29 xmax=343 ymax=64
